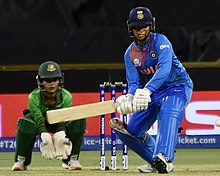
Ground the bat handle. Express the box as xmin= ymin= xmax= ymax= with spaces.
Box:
xmin=114 ymin=102 xmax=120 ymax=109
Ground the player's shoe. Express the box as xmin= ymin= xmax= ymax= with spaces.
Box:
xmin=62 ymin=160 xmax=82 ymax=170
xmin=109 ymin=117 xmax=128 ymax=134
xmin=152 ymin=153 xmax=174 ymax=173
xmin=68 ymin=159 xmax=82 ymax=170
xmin=12 ymin=162 xmax=27 ymax=171
xmin=62 ymin=163 xmax=69 ymax=169
xmin=138 ymin=164 xmax=157 ymax=173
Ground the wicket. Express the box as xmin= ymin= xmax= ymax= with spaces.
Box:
xmin=99 ymin=82 xmax=128 ymax=170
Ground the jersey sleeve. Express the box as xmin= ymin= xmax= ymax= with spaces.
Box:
xmin=28 ymin=92 xmax=47 ymax=133
xmin=145 ymin=35 xmax=173 ymax=92
xmin=62 ymin=89 xmax=72 ymax=108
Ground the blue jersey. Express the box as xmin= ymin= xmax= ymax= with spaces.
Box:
xmin=124 ymin=32 xmax=193 ymax=95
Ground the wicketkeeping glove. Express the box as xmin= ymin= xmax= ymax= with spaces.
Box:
xmin=40 ymin=132 xmax=56 ymax=159
xmin=53 ymin=131 xmax=72 ymax=160
xmin=133 ymin=88 xmax=151 ymax=112
xmin=116 ymin=94 xmax=134 ymax=114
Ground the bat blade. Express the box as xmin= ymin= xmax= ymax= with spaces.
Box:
xmin=46 ymin=100 xmax=116 ymax=124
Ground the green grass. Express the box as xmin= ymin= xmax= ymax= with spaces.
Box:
xmin=1 ymin=149 xmax=220 ymax=175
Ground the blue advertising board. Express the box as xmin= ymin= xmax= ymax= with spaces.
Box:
xmin=1 ymin=135 xmax=220 ymax=152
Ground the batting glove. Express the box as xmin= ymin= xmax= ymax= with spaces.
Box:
xmin=116 ymin=94 xmax=134 ymax=114
xmin=40 ymin=132 xmax=56 ymax=159
xmin=133 ymin=88 xmax=151 ymax=112
xmin=53 ymin=131 xmax=72 ymax=160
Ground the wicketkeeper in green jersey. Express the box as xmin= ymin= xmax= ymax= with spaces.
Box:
xmin=12 ymin=61 xmax=86 ymax=171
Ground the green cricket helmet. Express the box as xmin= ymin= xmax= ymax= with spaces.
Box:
xmin=36 ymin=61 xmax=64 ymax=91
xmin=38 ymin=61 xmax=62 ymax=79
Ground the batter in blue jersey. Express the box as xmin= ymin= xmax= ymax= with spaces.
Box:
xmin=110 ymin=6 xmax=193 ymax=174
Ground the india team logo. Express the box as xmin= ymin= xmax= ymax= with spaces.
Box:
xmin=137 ymin=10 xmax=144 ymax=20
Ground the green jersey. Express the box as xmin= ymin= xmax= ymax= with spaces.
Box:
xmin=28 ymin=88 xmax=72 ymax=133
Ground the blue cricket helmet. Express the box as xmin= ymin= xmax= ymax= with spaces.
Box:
xmin=127 ymin=7 xmax=155 ymax=37
xmin=128 ymin=7 xmax=153 ymax=27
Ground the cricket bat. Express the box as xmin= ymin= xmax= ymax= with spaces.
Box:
xmin=46 ymin=100 xmax=116 ymax=124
